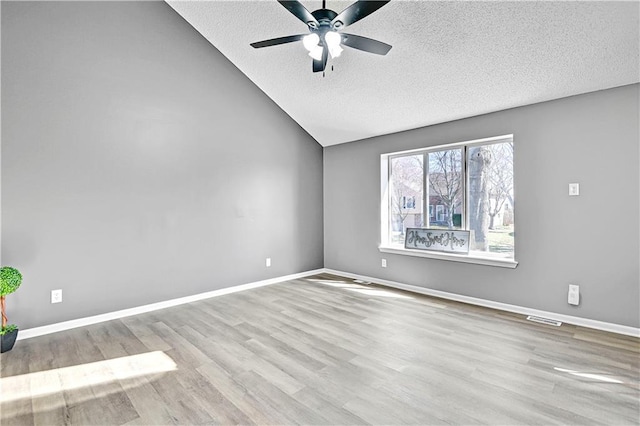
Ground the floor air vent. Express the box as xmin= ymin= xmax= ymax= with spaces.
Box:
xmin=527 ymin=315 xmax=562 ymax=326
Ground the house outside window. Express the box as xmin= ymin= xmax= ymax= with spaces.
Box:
xmin=383 ymin=135 xmax=514 ymax=260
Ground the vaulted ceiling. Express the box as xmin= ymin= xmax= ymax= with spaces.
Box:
xmin=167 ymin=1 xmax=639 ymax=147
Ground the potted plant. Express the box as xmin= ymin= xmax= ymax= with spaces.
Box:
xmin=1 ymin=266 xmax=22 ymax=353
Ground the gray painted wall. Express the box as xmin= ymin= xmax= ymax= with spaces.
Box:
xmin=324 ymin=84 xmax=639 ymax=328
xmin=2 ymin=2 xmax=637 ymax=332
xmin=2 ymin=1 xmax=323 ymax=329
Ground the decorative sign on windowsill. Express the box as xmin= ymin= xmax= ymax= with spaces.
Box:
xmin=404 ymin=228 xmax=470 ymax=254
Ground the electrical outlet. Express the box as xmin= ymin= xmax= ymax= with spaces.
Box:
xmin=569 ymin=183 xmax=580 ymax=196
xmin=51 ymin=289 xmax=63 ymax=304
xmin=381 ymin=258 xmax=387 ymax=268
xmin=568 ymin=284 xmax=579 ymax=305
xmin=266 ymin=258 xmax=271 ymax=267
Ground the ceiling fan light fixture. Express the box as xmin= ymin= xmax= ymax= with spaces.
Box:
xmin=308 ymin=45 xmax=324 ymax=61
xmin=328 ymin=45 xmax=343 ymax=59
xmin=302 ymin=33 xmax=320 ymax=51
xmin=303 ymin=32 xmax=323 ymax=60
xmin=324 ymin=31 xmax=343 ymax=58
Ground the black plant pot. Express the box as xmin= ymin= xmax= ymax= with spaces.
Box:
xmin=1 ymin=329 xmax=19 ymax=353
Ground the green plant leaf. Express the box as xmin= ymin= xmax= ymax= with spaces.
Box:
xmin=0 ymin=267 xmax=22 ymax=297
xmin=0 ymin=324 xmax=18 ymax=335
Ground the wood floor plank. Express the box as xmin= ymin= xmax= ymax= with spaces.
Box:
xmin=196 ymin=360 xmax=284 ymax=425
xmin=291 ymin=386 xmax=370 ymax=425
xmin=119 ymin=380 xmax=179 ymax=425
xmin=234 ymin=370 xmax=331 ymax=425
xmin=1 ymin=273 xmax=638 ymax=425
xmin=147 ymin=373 xmax=216 ymax=424
xmin=120 ymin=317 xmax=172 ymax=352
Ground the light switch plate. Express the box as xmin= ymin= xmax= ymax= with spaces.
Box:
xmin=568 ymin=284 xmax=579 ymax=305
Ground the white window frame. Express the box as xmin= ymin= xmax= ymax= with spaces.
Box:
xmin=380 ymin=134 xmax=518 ymax=268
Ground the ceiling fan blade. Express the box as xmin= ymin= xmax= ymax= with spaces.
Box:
xmin=250 ymin=34 xmax=306 ymax=49
xmin=277 ymin=1 xmax=319 ymax=27
xmin=312 ymin=47 xmax=329 ymax=73
xmin=332 ymin=1 xmax=390 ymax=27
xmin=341 ymin=33 xmax=392 ymax=55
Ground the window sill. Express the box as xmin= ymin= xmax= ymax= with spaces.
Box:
xmin=379 ymin=246 xmax=518 ymax=269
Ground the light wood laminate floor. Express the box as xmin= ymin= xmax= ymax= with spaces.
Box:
xmin=1 ymin=273 xmax=638 ymax=425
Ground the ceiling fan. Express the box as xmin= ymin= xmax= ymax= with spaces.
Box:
xmin=250 ymin=0 xmax=392 ymax=73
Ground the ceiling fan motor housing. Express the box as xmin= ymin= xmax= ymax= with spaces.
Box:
xmin=309 ymin=9 xmax=341 ymax=34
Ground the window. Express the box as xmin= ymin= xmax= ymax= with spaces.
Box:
xmin=389 ymin=154 xmax=424 ymax=241
xmin=382 ymin=135 xmax=515 ymax=261
xmin=428 ymin=148 xmax=463 ymax=228
xmin=400 ymin=196 xmax=416 ymax=209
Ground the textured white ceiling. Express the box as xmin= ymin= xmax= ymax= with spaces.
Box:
xmin=167 ymin=1 xmax=639 ymax=147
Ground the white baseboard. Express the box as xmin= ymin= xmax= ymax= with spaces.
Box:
xmin=18 ymin=267 xmax=639 ymax=340
xmin=322 ymin=268 xmax=640 ymax=338
xmin=18 ymin=269 xmax=324 ymax=340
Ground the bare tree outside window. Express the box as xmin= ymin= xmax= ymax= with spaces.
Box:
xmin=390 ymin=155 xmax=423 ymax=242
xmin=428 ymin=149 xmax=463 ymax=229
xmin=487 ymin=142 xmax=514 ymax=230
xmin=468 ymin=146 xmax=493 ymax=251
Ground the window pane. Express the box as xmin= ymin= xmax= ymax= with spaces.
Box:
xmin=468 ymin=142 xmax=514 ymax=257
xmin=389 ymin=155 xmax=424 ymax=245
xmin=427 ymin=149 xmax=463 ymax=229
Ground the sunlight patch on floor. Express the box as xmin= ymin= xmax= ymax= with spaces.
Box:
xmin=307 ymin=279 xmax=367 ymax=289
xmin=554 ymin=367 xmax=624 ymax=384
xmin=0 ymin=351 xmax=177 ymax=404
xmin=346 ymin=288 xmax=414 ymax=299
xmin=308 ymin=278 xmax=413 ymax=299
